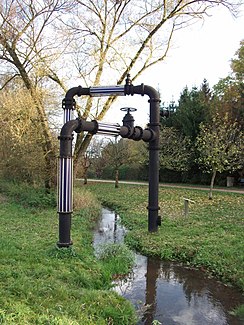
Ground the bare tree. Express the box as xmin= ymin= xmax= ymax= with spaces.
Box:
xmin=0 ymin=0 xmax=73 ymax=187
xmin=61 ymin=0 xmax=239 ymax=175
xmin=86 ymin=137 xmax=107 ymax=179
xmin=0 ymin=0 xmax=240 ymax=185
xmin=101 ymin=137 xmax=129 ymax=187
xmin=0 ymin=88 xmax=51 ymax=183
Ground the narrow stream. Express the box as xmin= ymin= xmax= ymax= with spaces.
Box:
xmin=93 ymin=208 xmax=244 ymax=325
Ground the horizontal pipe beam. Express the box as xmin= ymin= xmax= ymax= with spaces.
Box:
xmin=75 ymin=119 xmax=156 ymax=141
xmin=89 ymin=85 xmax=125 ymax=97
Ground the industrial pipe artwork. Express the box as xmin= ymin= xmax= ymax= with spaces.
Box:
xmin=57 ymin=119 xmax=80 ymax=247
xmin=57 ymin=75 xmax=161 ymax=248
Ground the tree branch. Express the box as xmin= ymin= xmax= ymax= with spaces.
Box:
xmin=0 ymin=74 xmax=19 ymax=90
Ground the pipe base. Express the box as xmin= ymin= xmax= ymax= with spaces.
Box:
xmin=57 ymin=240 xmax=73 ymax=248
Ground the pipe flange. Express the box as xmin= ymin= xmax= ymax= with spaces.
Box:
xmin=58 ymin=135 xmax=73 ymax=141
xmin=62 ymin=98 xmax=76 ymax=110
xmin=148 ymin=98 xmax=161 ymax=103
xmin=121 ymin=125 xmax=133 ymax=138
xmin=90 ymin=120 xmax=99 ymax=134
xmin=147 ymin=205 xmax=160 ymax=211
xmin=57 ymin=240 xmax=73 ymax=248
xmin=132 ymin=126 xmax=143 ymax=141
xmin=147 ymin=122 xmax=160 ymax=127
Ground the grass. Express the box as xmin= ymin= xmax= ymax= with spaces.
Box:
xmin=230 ymin=304 xmax=244 ymax=320
xmin=83 ymin=182 xmax=244 ymax=292
xmin=97 ymin=243 xmax=135 ymax=279
xmin=0 ymin=180 xmax=137 ymax=324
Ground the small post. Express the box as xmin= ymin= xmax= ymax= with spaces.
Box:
xmin=183 ymin=198 xmax=195 ymax=217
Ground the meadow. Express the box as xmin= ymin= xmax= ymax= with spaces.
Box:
xmin=0 ymin=181 xmax=137 ymax=324
xmin=0 ymin=179 xmax=243 ymax=324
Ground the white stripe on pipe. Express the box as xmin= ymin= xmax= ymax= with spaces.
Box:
xmin=90 ymin=86 xmax=125 ymax=97
xmin=58 ymin=157 xmax=73 ymax=213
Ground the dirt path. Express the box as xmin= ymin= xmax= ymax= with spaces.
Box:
xmin=76 ymin=178 xmax=244 ymax=194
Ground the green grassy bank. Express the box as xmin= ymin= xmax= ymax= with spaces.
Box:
xmin=0 ymin=181 xmax=137 ymax=324
xmin=84 ymin=182 xmax=244 ymax=292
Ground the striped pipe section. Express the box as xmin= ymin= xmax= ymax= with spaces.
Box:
xmin=64 ymin=108 xmax=73 ymax=124
xmin=97 ymin=122 xmax=121 ymax=136
xmin=58 ymin=157 xmax=73 ymax=213
xmin=90 ymin=85 xmax=125 ymax=97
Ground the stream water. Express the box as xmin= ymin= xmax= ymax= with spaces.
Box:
xmin=93 ymin=208 xmax=244 ymax=325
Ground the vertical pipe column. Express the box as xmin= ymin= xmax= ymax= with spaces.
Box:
xmin=148 ymin=95 xmax=161 ymax=232
xmin=57 ymin=157 xmax=73 ymax=247
xmin=62 ymin=98 xmax=75 ymax=124
xmin=129 ymin=81 xmax=161 ymax=232
xmin=57 ymin=119 xmax=79 ymax=248
xmin=58 ymin=86 xmax=87 ymax=247
xmin=58 ymin=95 xmax=75 ymax=246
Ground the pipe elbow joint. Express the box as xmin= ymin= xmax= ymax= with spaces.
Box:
xmin=75 ymin=118 xmax=98 ymax=134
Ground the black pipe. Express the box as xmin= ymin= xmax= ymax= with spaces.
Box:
xmin=59 ymin=119 xmax=80 ymax=156
xmin=145 ymin=86 xmax=161 ymax=232
xmin=64 ymin=86 xmax=90 ymax=106
xmin=58 ymin=79 xmax=161 ymax=247
xmin=125 ymin=82 xmax=161 ymax=232
xmin=58 ymin=213 xmax=72 ymax=248
xmin=57 ymin=119 xmax=80 ymax=248
xmin=62 ymin=86 xmax=90 ymax=123
xmin=120 ymin=126 xmax=156 ymax=142
xmin=57 ymin=118 xmax=99 ymax=248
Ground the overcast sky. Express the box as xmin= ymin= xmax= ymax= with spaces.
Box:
xmin=157 ymin=6 xmax=244 ymax=104
xmin=107 ymin=5 xmax=244 ymax=126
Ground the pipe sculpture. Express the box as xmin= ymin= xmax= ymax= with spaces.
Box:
xmin=57 ymin=75 xmax=161 ymax=248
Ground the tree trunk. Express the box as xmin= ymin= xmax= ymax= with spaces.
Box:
xmin=83 ymin=167 xmax=88 ymax=185
xmin=31 ymin=91 xmax=56 ymax=190
xmin=115 ymin=169 xmax=119 ymax=188
xmin=209 ymin=169 xmax=217 ymax=200
xmin=5 ymin=44 xmax=56 ymax=189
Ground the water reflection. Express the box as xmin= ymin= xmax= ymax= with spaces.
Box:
xmin=142 ymin=257 xmax=160 ymax=324
xmin=93 ymin=208 xmax=126 ymax=254
xmin=94 ymin=208 xmax=244 ymax=325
